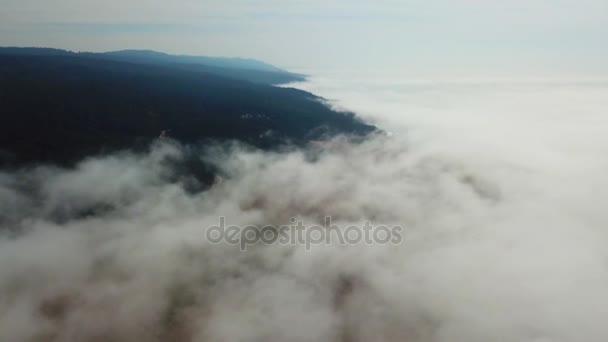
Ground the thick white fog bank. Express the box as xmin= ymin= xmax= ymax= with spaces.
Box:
xmin=2 ymin=75 xmax=608 ymax=341
xmin=290 ymin=75 xmax=608 ymax=339
xmin=291 ymin=76 xmax=608 ymax=229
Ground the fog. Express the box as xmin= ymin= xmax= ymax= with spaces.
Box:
xmin=2 ymin=74 xmax=608 ymax=341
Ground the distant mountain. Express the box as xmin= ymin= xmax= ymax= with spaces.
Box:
xmin=100 ymin=49 xmax=286 ymax=73
xmin=0 ymin=47 xmax=305 ymax=84
xmin=0 ymin=47 xmax=72 ymax=56
xmin=0 ymin=50 xmax=374 ymax=172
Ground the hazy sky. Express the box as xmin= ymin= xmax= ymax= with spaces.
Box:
xmin=1 ymin=0 xmax=607 ymax=73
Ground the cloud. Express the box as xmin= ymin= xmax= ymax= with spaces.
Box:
xmin=2 ymin=75 xmax=608 ymax=341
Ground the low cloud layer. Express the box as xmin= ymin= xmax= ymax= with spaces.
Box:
xmin=2 ymin=78 xmax=608 ymax=341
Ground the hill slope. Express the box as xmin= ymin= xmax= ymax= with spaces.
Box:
xmin=0 ymin=47 xmax=306 ymax=84
xmin=0 ymin=52 xmax=374 ymax=167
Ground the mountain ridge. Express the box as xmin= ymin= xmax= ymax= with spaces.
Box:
xmin=0 ymin=49 xmax=374 ymax=172
xmin=0 ymin=47 xmax=305 ymax=84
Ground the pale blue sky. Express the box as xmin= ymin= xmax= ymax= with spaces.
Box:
xmin=1 ymin=0 xmax=607 ymax=74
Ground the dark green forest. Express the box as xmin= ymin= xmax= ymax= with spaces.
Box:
xmin=0 ymin=48 xmax=374 ymax=170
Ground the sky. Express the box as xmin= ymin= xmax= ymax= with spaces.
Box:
xmin=1 ymin=0 xmax=607 ymax=74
